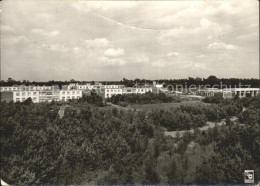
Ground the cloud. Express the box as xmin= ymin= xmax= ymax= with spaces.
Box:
xmin=134 ymin=54 xmax=150 ymax=63
xmin=207 ymin=41 xmax=238 ymax=50
xmin=8 ymin=36 xmax=29 ymax=44
xmin=167 ymin=52 xmax=179 ymax=57
xmin=36 ymin=13 xmax=53 ymax=20
xmin=99 ymin=56 xmax=126 ymax=66
xmin=48 ymin=31 xmax=60 ymax=37
xmin=196 ymin=54 xmax=207 ymax=59
xmin=194 ymin=62 xmax=207 ymax=70
xmin=1 ymin=25 xmax=13 ymax=33
xmin=85 ymin=38 xmax=110 ymax=48
xmin=48 ymin=43 xmax=68 ymax=52
xmin=1 ymin=0 xmax=258 ymax=80
xmin=104 ymin=48 xmax=125 ymax=57
xmin=73 ymin=47 xmax=80 ymax=53
xmin=31 ymin=28 xmax=60 ymax=37
xmin=151 ymin=61 xmax=166 ymax=68
xmin=71 ymin=1 xmax=137 ymax=12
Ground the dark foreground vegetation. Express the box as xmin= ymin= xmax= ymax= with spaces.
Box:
xmin=1 ymin=95 xmax=259 ymax=184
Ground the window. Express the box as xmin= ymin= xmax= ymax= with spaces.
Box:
xmin=16 ymin=92 xmax=20 ymax=96
xmin=62 ymin=92 xmax=65 ymax=95
xmin=28 ymin=92 xmax=31 ymax=96
xmin=16 ymin=98 xmax=20 ymax=101
xmin=67 ymin=96 xmax=70 ymax=99
xmin=67 ymin=91 xmax=70 ymax=94
xmin=33 ymin=92 xmax=37 ymax=96
xmin=22 ymin=92 xmax=25 ymax=96
xmin=33 ymin=97 xmax=37 ymax=101
xmin=22 ymin=98 xmax=25 ymax=101
xmin=72 ymin=96 xmax=75 ymax=99
xmin=77 ymin=91 xmax=80 ymax=94
xmin=72 ymin=91 xmax=75 ymax=95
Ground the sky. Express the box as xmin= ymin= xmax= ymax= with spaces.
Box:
xmin=0 ymin=0 xmax=259 ymax=81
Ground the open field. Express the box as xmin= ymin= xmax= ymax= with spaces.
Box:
xmin=127 ymin=100 xmax=205 ymax=112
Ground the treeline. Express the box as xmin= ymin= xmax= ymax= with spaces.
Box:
xmin=108 ymin=92 xmax=181 ymax=105
xmin=119 ymin=76 xmax=260 ymax=88
xmin=1 ymin=95 xmax=259 ymax=184
xmin=1 ymin=75 xmax=260 ymax=88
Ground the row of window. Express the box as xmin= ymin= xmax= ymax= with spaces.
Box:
xmin=1 ymin=87 xmax=52 ymax=90
xmin=16 ymin=97 xmax=37 ymax=102
xmin=16 ymin=92 xmax=37 ymax=96
xmin=106 ymin=89 xmax=151 ymax=93
xmin=1 ymin=87 xmax=16 ymax=91
xmin=15 ymin=96 xmax=81 ymax=102
xmin=61 ymin=96 xmax=80 ymax=100
xmin=61 ymin=91 xmax=81 ymax=95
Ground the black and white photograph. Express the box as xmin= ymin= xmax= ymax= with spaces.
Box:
xmin=0 ymin=0 xmax=259 ymax=185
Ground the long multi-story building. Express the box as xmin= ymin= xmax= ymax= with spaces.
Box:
xmin=0 ymin=82 xmax=164 ymax=102
xmin=0 ymin=85 xmax=83 ymax=103
xmin=0 ymin=85 xmax=53 ymax=92
xmin=197 ymin=87 xmax=260 ymax=98
xmin=102 ymin=87 xmax=154 ymax=98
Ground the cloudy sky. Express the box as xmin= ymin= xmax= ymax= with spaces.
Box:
xmin=1 ymin=0 xmax=259 ymax=81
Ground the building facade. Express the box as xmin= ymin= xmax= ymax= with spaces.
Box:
xmin=59 ymin=90 xmax=83 ymax=102
xmin=197 ymin=87 xmax=260 ymax=98
xmin=13 ymin=90 xmax=40 ymax=102
xmin=103 ymin=87 xmax=153 ymax=98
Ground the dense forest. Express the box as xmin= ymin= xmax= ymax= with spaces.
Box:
xmin=1 ymin=95 xmax=259 ymax=184
xmin=1 ymin=76 xmax=260 ymax=88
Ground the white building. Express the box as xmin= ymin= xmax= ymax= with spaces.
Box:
xmin=59 ymin=90 xmax=82 ymax=101
xmin=197 ymin=88 xmax=223 ymax=96
xmin=197 ymin=87 xmax=260 ymax=98
xmin=230 ymin=88 xmax=260 ymax=98
xmin=104 ymin=87 xmax=153 ymax=98
xmin=0 ymin=85 xmax=53 ymax=92
xmin=0 ymin=86 xmax=19 ymax=91
xmin=13 ymin=90 xmax=40 ymax=103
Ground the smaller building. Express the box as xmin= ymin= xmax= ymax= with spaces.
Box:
xmin=197 ymin=88 xmax=223 ymax=97
xmin=59 ymin=90 xmax=83 ymax=101
xmin=231 ymin=88 xmax=260 ymax=98
xmin=103 ymin=87 xmax=153 ymax=98
xmin=13 ymin=90 xmax=40 ymax=102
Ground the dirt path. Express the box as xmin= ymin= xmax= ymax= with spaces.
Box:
xmin=106 ymin=102 xmax=140 ymax=112
xmin=1 ymin=179 xmax=9 ymax=186
xmin=58 ymin=105 xmax=69 ymax=119
xmin=164 ymin=116 xmax=238 ymax=138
